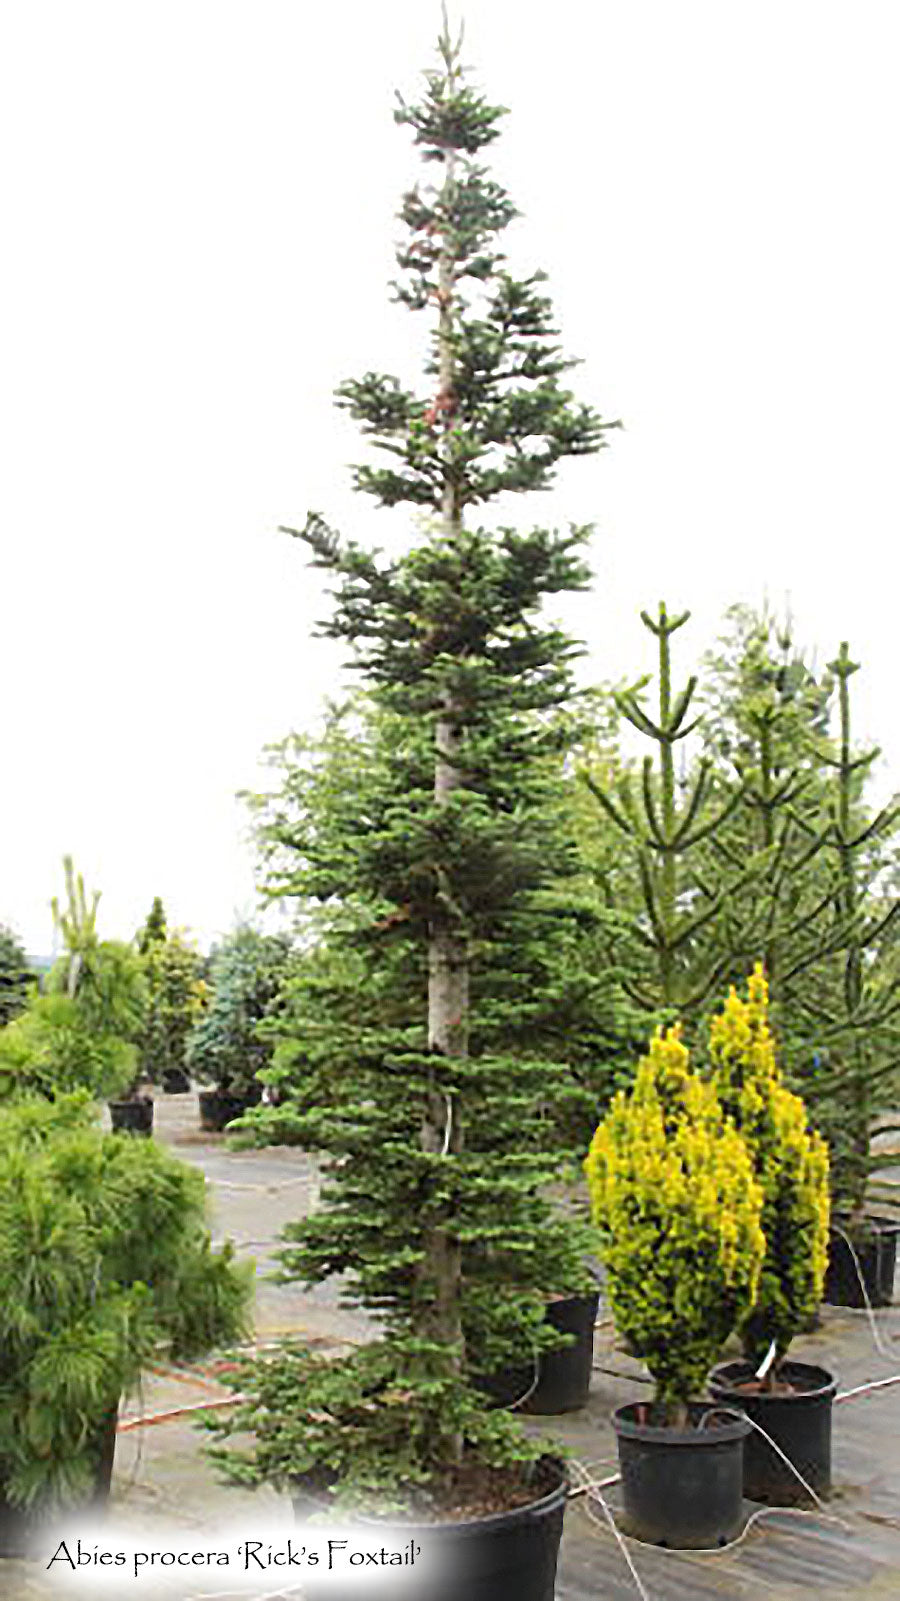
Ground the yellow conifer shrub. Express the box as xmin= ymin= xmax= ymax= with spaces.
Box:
xmin=708 ymin=965 xmax=830 ymax=1366
xmin=586 ymin=1025 xmax=765 ymax=1415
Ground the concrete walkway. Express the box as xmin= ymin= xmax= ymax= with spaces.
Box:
xmin=4 ymin=1092 xmax=900 ymax=1599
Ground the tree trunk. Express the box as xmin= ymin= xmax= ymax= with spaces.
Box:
xmin=418 ymin=141 xmax=466 ymax=1432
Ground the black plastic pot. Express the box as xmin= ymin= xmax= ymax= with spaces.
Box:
xmin=198 ymin=1087 xmax=260 ymax=1133
xmin=162 ymin=1067 xmax=191 ymax=1094
xmin=108 ymin=1095 xmax=154 ymax=1136
xmin=709 ymin=1360 xmax=836 ymax=1505
xmin=613 ymin=1401 xmax=749 ymax=1548
xmin=292 ymin=1459 xmax=567 ymax=1601
xmin=475 ymin=1288 xmax=600 ymax=1415
xmin=824 ymin=1216 xmax=898 ymax=1308
xmin=0 ymin=1406 xmax=118 ymax=1558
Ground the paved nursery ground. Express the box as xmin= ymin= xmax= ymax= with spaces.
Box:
xmin=4 ymin=1092 xmax=900 ymax=1601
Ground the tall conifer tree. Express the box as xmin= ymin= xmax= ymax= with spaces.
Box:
xmin=216 ymin=17 xmax=615 ymax=1504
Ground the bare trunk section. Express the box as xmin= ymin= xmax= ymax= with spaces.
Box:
xmin=657 ymin=614 xmax=676 ymax=1007
xmin=417 ymin=141 xmax=466 ymax=1428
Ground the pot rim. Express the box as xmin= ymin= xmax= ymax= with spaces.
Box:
xmin=831 ymin=1214 xmax=900 ymax=1237
xmin=546 ymin=1281 xmax=602 ymax=1306
xmin=613 ymin=1400 xmax=749 ymax=1445
xmin=709 ymin=1359 xmax=837 ymax=1402
xmin=291 ymin=1456 xmax=568 ymax=1536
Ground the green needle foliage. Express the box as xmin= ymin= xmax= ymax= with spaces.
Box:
xmin=586 ymin=1022 xmax=765 ymax=1420
xmin=39 ymin=860 xmax=149 ymax=1101
xmin=185 ymin=925 xmax=290 ymax=1100
xmin=50 ymin=856 xmax=101 ymax=999
xmin=580 ymin=603 xmax=753 ymax=1022
xmin=136 ymin=896 xmax=168 ymax=956
xmin=215 ymin=19 xmax=614 ymax=1506
xmin=0 ymin=992 xmax=137 ymax=1104
xmin=800 ymin=644 xmax=900 ymax=1224
xmin=0 ymin=925 xmax=32 ymax=1027
xmin=242 ymin=693 xmax=627 ymax=1155
xmin=707 ymin=967 xmax=829 ymax=1369
xmin=139 ymin=931 xmax=206 ymax=1084
xmin=0 ymin=1094 xmax=252 ymax=1511
xmin=696 ymin=607 xmax=843 ymax=1047
xmin=45 ymin=938 xmax=148 ymax=1101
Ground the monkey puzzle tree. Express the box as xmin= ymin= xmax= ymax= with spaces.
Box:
xmin=799 ymin=644 xmax=900 ymax=1227
xmin=213 ymin=19 xmax=615 ymax=1508
xmin=696 ymin=607 xmax=842 ymax=1038
xmin=579 ymin=603 xmax=754 ymax=1027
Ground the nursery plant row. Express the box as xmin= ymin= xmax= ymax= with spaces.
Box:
xmin=2 ymin=18 xmax=899 ymax=1601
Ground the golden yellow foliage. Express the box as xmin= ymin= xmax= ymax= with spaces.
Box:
xmin=586 ymin=1025 xmax=765 ymax=1408
xmin=708 ymin=964 xmax=830 ymax=1362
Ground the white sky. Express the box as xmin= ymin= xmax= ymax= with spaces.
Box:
xmin=3 ymin=0 xmax=900 ymax=955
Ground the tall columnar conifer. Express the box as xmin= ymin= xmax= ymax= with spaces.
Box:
xmin=137 ymin=897 xmax=168 ymax=956
xmin=585 ymin=1022 xmax=765 ymax=1420
xmin=219 ymin=17 xmax=615 ymax=1501
xmin=707 ymin=967 xmax=829 ymax=1367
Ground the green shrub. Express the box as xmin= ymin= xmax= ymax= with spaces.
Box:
xmin=0 ymin=994 xmax=137 ymax=1103
xmin=185 ymin=926 xmax=290 ymax=1099
xmin=22 ymin=940 xmax=149 ymax=1102
xmin=707 ymin=965 xmax=830 ymax=1368
xmin=0 ymin=925 xmax=32 ymax=1027
xmin=0 ymin=1094 xmax=252 ymax=1510
xmin=48 ymin=939 xmax=147 ymax=1043
xmin=586 ymin=1025 xmax=765 ymax=1417
xmin=139 ymin=933 xmax=206 ymax=1083
xmin=136 ymin=896 xmax=168 ymax=956
xmin=206 ymin=1341 xmax=548 ymax=1514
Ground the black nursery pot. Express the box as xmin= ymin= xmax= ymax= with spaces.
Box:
xmin=824 ymin=1217 xmax=898 ymax=1309
xmin=198 ymin=1087 xmax=260 ymax=1133
xmin=709 ymin=1360 xmax=836 ymax=1505
xmin=108 ymin=1095 xmax=154 ymax=1136
xmin=291 ymin=1459 xmax=567 ymax=1601
xmin=613 ymin=1401 xmax=749 ymax=1549
xmin=0 ymin=1406 xmax=118 ymax=1559
xmin=161 ymin=1067 xmax=191 ymax=1094
xmin=476 ymin=1288 xmax=600 ymax=1415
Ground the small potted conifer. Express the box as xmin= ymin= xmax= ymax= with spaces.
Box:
xmin=136 ymin=900 xmax=204 ymax=1094
xmin=48 ymin=859 xmax=154 ymax=1133
xmin=586 ymin=1024 xmax=765 ymax=1548
xmin=707 ymin=966 xmax=834 ymax=1504
xmin=186 ymin=926 xmax=289 ymax=1132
